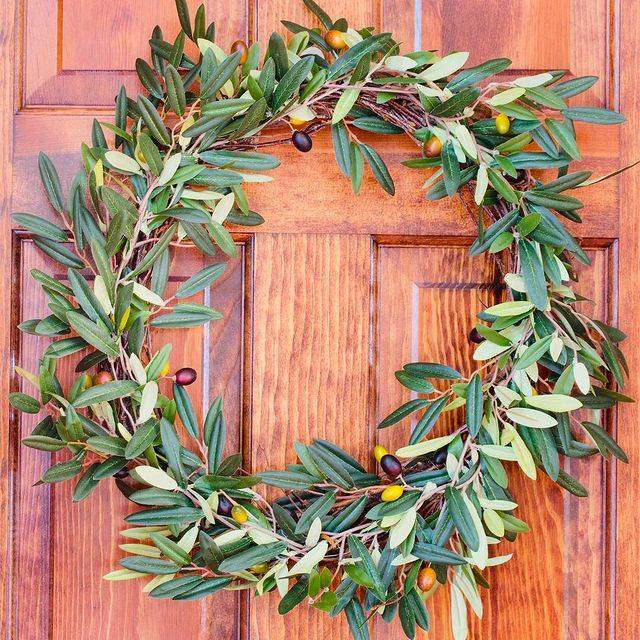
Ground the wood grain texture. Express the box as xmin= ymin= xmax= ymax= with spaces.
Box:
xmin=2 ymin=0 xmax=638 ymax=638
xmin=248 ymin=234 xmax=372 ymax=639
xmin=24 ymin=0 xmax=248 ymax=106
xmin=0 ymin=0 xmax=16 ymax=635
xmin=615 ymin=1 xmax=640 ymax=637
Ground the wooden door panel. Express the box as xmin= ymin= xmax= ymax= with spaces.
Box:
xmin=374 ymin=243 xmax=612 ymax=639
xmin=24 ymin=0 xmax=248 ymax=106
xmin=3 ymin=0 xmax=636 ymax=638
xmin=380 ymin=0 xmax=610 ymax=105
xmin=12 ymin=241 xmax=248 ymax=640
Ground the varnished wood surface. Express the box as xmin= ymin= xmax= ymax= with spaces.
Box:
xmin=616 ymin=2 xmax=640 ymax=638
xmin=2 ymin=1 xmax=638 ymax=638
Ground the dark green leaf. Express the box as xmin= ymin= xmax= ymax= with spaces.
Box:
xmin=445 ymin=487 xmax=479 ymax=551
xmin=327 ymin=34 xmax=389 ymax=80
xmin=174 ymin=263 xmax=225 ymax=298
xmin=465 ymin=374 xmax=483 ymax=438
xmin=120 ymin=556 xmax=180 ymax=574
xmin=272 ymin=57 xmax=314 ymax=110
xmin=66 ymin=311 xmax=118 ymax=357
xmin=218 ymin=542 xmax=285 ymax=573
xmin=412 ymin=542 xmax=467 ymax=565
xmin=165 ymin=64 xmax=186 ymax=115
xmin=136 ymin=58 xmax=163 ymax=98
xmin=441 ymin=141 xmax=460 ymax=196
xmin=38 ymin=153 xmax=65 ymax=213
xmin=12 ymin=213 xmax=67 ymax=242
xmin=563 ymin=107 xmax=625 ymax=125
xmin=74 ymin=380 xmax=139 ymax=408
xmin=519 ymin=239 xmax=548 ymax=310
xmin=125 ymin=421 xmax=158 ymax=459
xmin=409 ymin=396 xmax=448 ymax=444
xmin=379 ymin=399 xmax=430 ymax=429
xmin=9 ymin=392 xmax=40 ymax=414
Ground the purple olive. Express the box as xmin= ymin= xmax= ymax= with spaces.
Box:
xmin=218 ymin=494 xmax=233 ymax=517
xmin=433 ymin=450 xmax=447 ymax=465
xmin=114 ymin=467 xmax=129 ymax=479
xmin=175 ymin=367 xmax=197 ymax=386
xmin=292 ymin=130 xmax=312 ymax=152
xmin=380 ymin=454 xmax=403 ymax=478
xmin=468 ymin=328 xmax=483 ymax=344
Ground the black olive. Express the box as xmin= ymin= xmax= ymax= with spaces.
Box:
xmin=380 ymin=454 xmax=403 ymax=478
xmin=218 ymin=494 xmax=233 ymax=516
xmin=433 ymin=450 xmax=447 ymax=465
xmin=175 ymin=367 xmax=197 ymax=386
xmin=114 ymin=468 xmax=129 ymax=479
xmin=292 ymin=130 xmax=312 ymax=152
xmin=468 ymin=328 xmax=483 ymax=343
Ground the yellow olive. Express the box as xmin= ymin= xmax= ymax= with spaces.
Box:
xmin=381 ymin=485 xmax=403 ymax=502
xmin=289 ymin=116 xmax=308 ymax=128
xmin=160 ymin=362 xmax=170 ymax=377
xmin=231 ymin=505 xmax=248 ymax=524
xmin=324 ymin=30 xmax=347 ymax=50
xmin=118 ymin=306 xmax=131 ymax=332
xmin=530 ymin=387 xmax=538 ymax=396
xmin=250 ymin=562 xmax=270 ymax=574
xmin=230 ymin=40 xmax=249 ymax=65
xmin=82 ymin=374 xmax=93 ymax=389
xmin=417 ymin=567 xmax=437 ymax=592
xmin=424 ymin=136 xmax=443 ymax=158
xmin=495 ymin=113 xmax=511 ymax=135
xmin=373 ymin=445 xmax=388 ymax=462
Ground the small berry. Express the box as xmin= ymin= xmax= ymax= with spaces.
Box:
xmin=93 ymin=370 xmax=114 ymax=386
xmin=424 ymin=136 xmax=443 ymax=158
xmin=249 ymin=562 xmax=270 ymax=574
xmin=292 ymin=130 xmax=312 ymax=152
xmin=381 ymin=485 xmax=404 ymax=502
xmin=230 ymin=40 xmax=249 ymax=65
xmin=495 ymin=113 xmax=511 ymax=135
xmin=468 ymin=328 xmax=483 ymax=343
xmin=324 ymin=29 xmax=347 ymax=50
xmin=174 ymin=367 xmax=197 ymax=386
xmin=231 ymin=505 xmax=248 ymax=524
xmin=218 ymin=494 xmax=233 ymax=517
xmin=289 ymin=116 xmax=308 ymax=128
xmin=380 ymin=454 xmax=403 ymax=478
xmin=417 ymin=567 xmax=437 ymax=592
xmin=373 ymin=445 xmax=388 ymax=462
xmin=160 ymin=362 xmax=170 ymax=377
xmin=433 ymin=450 xmax=447 ymax=465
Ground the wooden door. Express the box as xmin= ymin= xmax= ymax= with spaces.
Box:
xmin=1 ymin=1 xmax=639 ymax=638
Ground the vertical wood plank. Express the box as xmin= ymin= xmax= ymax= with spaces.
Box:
xmin=249 ymin=234 xmax=372 ymax=639
xmin=0 ymin=0 xmax=17 ymax=634
xmin=616 ymin=0 xmax=640 ymax=636
xmin=255 ymin=0 xmax=377 ymax=44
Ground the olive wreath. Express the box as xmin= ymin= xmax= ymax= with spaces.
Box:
xmin=11 ymin=1 xmax=634 ymax=638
